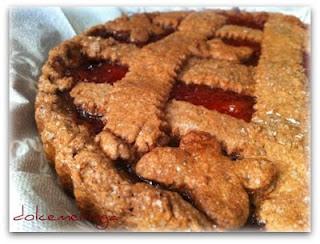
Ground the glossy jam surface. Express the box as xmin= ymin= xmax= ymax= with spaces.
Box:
xmin=66 ymin=61 xmax=128 ymax=84
xmin=170 ymin=82 xmax=255 ymax=122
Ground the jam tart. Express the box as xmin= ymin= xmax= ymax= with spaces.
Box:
xmin=35 ymin=9 xmax=310 ymax=231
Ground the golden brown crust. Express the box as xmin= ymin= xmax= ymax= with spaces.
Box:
xmin=35 ymin=91 xmax=214 ymax=232
xmin=86 ymin=14 xmax=163 ymax=44
xmin=216 ymin=25 xmax=263 ymax=43
xmin=79 ymin=36 xmax=139 ymax=63
xmin=136 ymin=131 xmax=276 ymax=229
xmin=179 ymin=57 xmax=255 ymax=95
xmin=35 ymin=30 xmax=216 ymax=231
xmin=253 ymin=16 xmax=307 ymax=125
xmin=70 ymin=82 xmax=112 ymax=116
xmin=166 ymin=100 xmax=257 ymax=155
xmin=71 ymin=147 xmax=213 ymax=231
xmin=166 ymin=13 xmax=310 ymax=231
xmin=232 ymin=158 xmax=277 ymax=191
xmin=103 ymin=12 xmax=226 ymax=155
xmin=206 ymin=38 xmax=254 ymax=62
xmin=94 ymin=130 xmax=133 ymax=161
xmin=251 ymin=14 xmax=310 ymax=231
xmin=136 ymin=133 xmax=249 ymax=229
xmin=153 ymin=11 xmax=191 ymax=29
xmin=34 ymin=9 xmax=310 ymax=231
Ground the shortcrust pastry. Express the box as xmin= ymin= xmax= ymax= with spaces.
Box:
xmin=35 ymin=9 xmax=310 ymax=231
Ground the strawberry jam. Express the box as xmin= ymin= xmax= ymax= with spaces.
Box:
xmin=170 ymin=82 xmax=255 ymax=122
xmin=66 ymin=60 xmax=128 ymax=85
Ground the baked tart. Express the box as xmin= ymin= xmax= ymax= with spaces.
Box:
xmin=35 ymin=8 xmax=310 ymax=231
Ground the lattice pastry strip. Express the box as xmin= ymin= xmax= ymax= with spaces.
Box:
xmin=79 ymin=36 xmax=139 ymax=63
xmin=166 ymin=100 xmax=258 ymax=155
xmin=102 ymin=12 xmax=226 ymax=156
xmin=206 ymin=38 xmax=254 ymax=62
xmin=85 ymin=13 xmax=166 ymax=44
xmin=152 ymin=11 xmax=191 ymax=29
xmin=70 ymin=82 xmax=112 ymax=116
xmin=252 ymin=14 xmax=309 ymax=231
xmin=216 ymin=25 xmax=263 ymax=43
xmin=179 ymin=57 xmax=255 ymax=95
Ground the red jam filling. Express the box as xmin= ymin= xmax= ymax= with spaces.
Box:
xmin=66 ymin=61 xmax=128 ymax=85
xmin=170 ymin=82 xmax=255 ymax=122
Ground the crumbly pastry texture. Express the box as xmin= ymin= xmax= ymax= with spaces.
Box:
xmin=136 ymin=131 xmax=277 ymax=229
xmin=35 ymin=9 xmax=310 ymax=231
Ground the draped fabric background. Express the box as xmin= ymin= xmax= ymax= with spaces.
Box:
xmin=9 ymin=7 xmax=310 ymax=232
